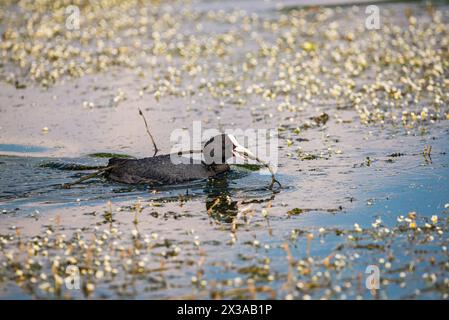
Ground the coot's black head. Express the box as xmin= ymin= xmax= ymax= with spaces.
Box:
xmin=202 ymin=133 xmax=257 ymax=166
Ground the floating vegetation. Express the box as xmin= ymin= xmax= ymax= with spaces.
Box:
xmin=287 ymin=208 xmax=304 ymax=215
xmin=1 ymin=0 xmax=449 ymax=301
xmin=0 ymin=205 xmax=448 ymax=299
xmin=87 ymin=153 xmax=135 ymax=159
xmin=233 ymin=164 xmax=262 ymax=171
xmin=0 ymin=0 xmax=447 ymax=132
xmin=312 ymin=113 xmax=330 ymax=126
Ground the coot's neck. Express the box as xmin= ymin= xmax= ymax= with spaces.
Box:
xmin=203 ymin=163 xmax=230 ymax=174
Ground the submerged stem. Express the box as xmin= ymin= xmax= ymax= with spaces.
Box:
xmin=61 ymin=165 xmax=116 ymax=189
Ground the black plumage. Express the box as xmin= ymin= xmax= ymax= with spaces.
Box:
xmin=104 ymin=155 xmax=229 ymax=185
xmin=62 ymin=133 xmax=279 ymax=189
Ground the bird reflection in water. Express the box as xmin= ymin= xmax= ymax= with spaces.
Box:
xmin=204 ymin=175 xmax=238 ymax=223
xmin=203 ymin=173 xmax=276 ymax=224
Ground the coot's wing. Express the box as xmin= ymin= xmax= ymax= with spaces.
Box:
xmin=105 ymin=158 xmax=162 ymax=185
xmin=133 ymin=155 xmax=213 ymax=184
xmin=105 ymin=155 xmax=210 ymax=185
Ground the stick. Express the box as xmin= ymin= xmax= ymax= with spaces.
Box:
xmin=267 ymin=166 xmax=282 ymax=190
xmin=138 ymin=108 xmax=159 ymax=157
xmin=61 ymin=165 xmax=116 ymax=189
xmin=240 ymin=151 xmax=281 ymax=190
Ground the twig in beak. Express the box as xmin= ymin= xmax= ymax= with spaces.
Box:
xmin=138 ymin=108 xmax=159 ymax=157
xmin=235 ymin=148 xmax=281 ymax=190
xmin=265 ymin=162 xmax=282 ymax=190
xmin=256 ymin=158 xmax=281 ymax=190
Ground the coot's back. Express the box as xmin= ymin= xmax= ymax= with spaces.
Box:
xmin=105 ymin=154 xmax=230 ymax=185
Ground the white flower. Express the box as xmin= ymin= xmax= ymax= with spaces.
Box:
xmin=261 ymin=209 xmax=268 ymax=218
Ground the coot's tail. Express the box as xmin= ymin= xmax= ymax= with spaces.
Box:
xmin=40 ymin=161 xmax=107 ymax=171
